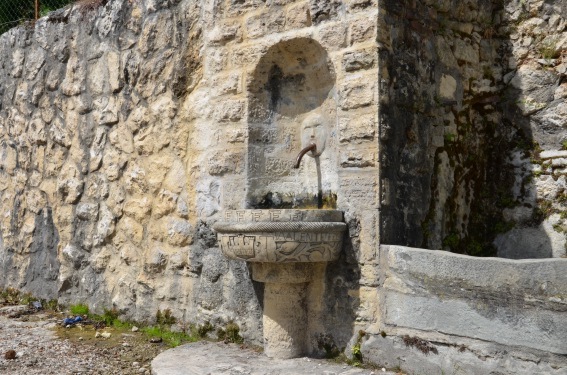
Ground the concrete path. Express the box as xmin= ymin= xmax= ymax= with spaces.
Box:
xmin=151 ymin=341 xmax=394 ymax=375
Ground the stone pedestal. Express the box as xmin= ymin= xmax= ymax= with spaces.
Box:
xmin=213 ymin=210 xmax=347 ymax=359
xmin=252 ymin=262 xmax=313 ymax=359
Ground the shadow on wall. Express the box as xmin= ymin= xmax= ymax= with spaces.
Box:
xmin=379 ymin=0 xmax=565 ymax=259
xmin=317 ymin=220 xmax=361 ymax=357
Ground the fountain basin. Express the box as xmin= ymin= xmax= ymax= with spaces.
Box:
xmin=213 ymin=209 xmax=346 ymax=359
xmin=213 ymin=209 xmax=346 ymax=263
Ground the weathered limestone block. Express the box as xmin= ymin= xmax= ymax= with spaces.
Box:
xmin=245 ymin=10 xmax=285 ymax=39
xmin=144 ymin=246 xmax=168 ymax=274
xmin=49 ymin=116 xmax=72 ymax=148
xmin=0 ymin=142 xmax=18 ymax=175
xmin=339 ymin=147 xmax=377 ymax=168
xmin=308 ymin=0 xmax=342 ymax=24
xmin=209 ymin=21 xmax=242 ymax=45
xmin=286 ymin=2 xmax=312 ymax=29
xmin=10 ymin=49 xmax=25 ymax=78
xmin=102 ymin=147 xmax=127 ymax=181
xmin=316 ymin=22 xmax=347 ymax=50
xmin=94 ymin=96 xmax=119 ymax=126
xmin=339 ymin=75 xmax=375 ymax=110
xmin=89 ymin=128 xmax=107 ymax=172
xmin=214 ymin=99 xmax=245 ymax=122
xmin=108 ymin=125 xmax=134 ymax=154
xmin=121 ymin=216 xmax=144 ymax=245
xmin=343 ymin=48 xmax=376 ymax=72
xmin=339 ymin=113 xmax=376 ymax=143
xmin=57 ymin=161 xmax=84 ymax=204
xmin=153 ymin=189 xmax=178 ymax=218
xmin=207 ymin=149 xmax=245 ymax=176
xmin=145 ymin=154 xmax=174 ymax=192
xmin=76 ymin=202 xmax=100 ymax=221
xmin=94 ymin=204 xmax=116 ymax=246
xmin=439 ymin=74 xmax=457 ymax=100
xmin=453 ymin=38 xmax=479 ymax=64
xmin=123 ymin=196 xmax=152 ymax=222
xmin=61 ymin=54 xmax=86 ymax=96
xmin=349 ymin=16 xmax=376 ymax=45
xmin=62 ymin=244 xmax=85 ymax=268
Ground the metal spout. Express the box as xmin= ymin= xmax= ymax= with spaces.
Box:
xmin=293 ymin=143 xmax=317 ymax=169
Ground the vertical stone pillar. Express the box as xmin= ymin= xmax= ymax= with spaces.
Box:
xmin=263 ymin=282 xmax=307 ymax=358
xmin=252 ymin=262 xmax=314 ymax=359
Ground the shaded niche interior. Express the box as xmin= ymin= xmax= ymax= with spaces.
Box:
xmin=246 ymin=38 xmax=337 ymax=209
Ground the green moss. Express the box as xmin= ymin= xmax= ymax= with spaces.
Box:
xmin=442 ymin=233 xmax=460 ymax=250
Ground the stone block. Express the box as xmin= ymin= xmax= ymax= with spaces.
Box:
xmin=204 ymin=47 xmax=229 ymax=75
xmin=308 ymin=0 xmax=342 ymax=24
xmin=316 ymin=22 xmax=347 ymax=51
xmin=123 ymin=196 xmax=152 ymax=222
xmin=245 ymin=10 xmax=285 ymax=39
xmin=339 ymin=75 xmax=375 ymax=110
xmin=212 ymin=72 xmax=241 ymax=97
xmin=76 ymin=202 xmax=99 ymax=221
xmin=339 ymin=147 xmax=377 ymax=168
xmin=453 ymin=39 xmax=479 ymax=64
xmin=343 ymin=48 xmax=376 ymax=72
xmin=337 ymin=172 xmax=378 ymax=210
xmin=345 ymin=0 xmax=377 ymax=11
xmin=214 ymin=100 xmax=245 ymax=122
xmin=439 ymin=74 xmax=457 ymax=100
xmin=285 ymin=2 xmax=312 ymax=30
xmin=153 ymin=189 xmax=178 ymax=218
xmin=207 ymin=149 xmax=245 ymax=176
xmin=338 ymin=113 xmax=376 ymax=143
xmin=208 ymin=22 xmax=242 ymax=45
xmin=122 ymin=216 xmax=144 ymax=245
xmin=231 ymin=44 xmax=268 ymax=68
xmin=349 ymin=16 xmax=376 ymax=45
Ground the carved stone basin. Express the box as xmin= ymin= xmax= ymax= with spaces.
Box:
xmin=213 ymin=209 xmax=347 ymax=359
xmin=213 ymin=209 xmax=346 ymax=263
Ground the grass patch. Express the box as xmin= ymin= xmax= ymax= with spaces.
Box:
xmin=142 ymin=325 xmax=197 ymax=348
xmin=70 ymin=303 xmax=90 ymax=316
xmin=217 ymin=322 xmax=243 ymax=344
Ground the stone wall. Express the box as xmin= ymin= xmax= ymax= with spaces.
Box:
xmin=0 ymin=0 xmax=380 ymax=351
xmin=363 ymin=245 xmax=567 ymax=374
xmin=380 ymin=0 xmax=567 ymax=259
xmin=0 ymin=0 xmax=269 ymax=339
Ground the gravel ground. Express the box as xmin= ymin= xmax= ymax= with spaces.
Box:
xmin=0 ymin=306 xmax=166 ymax=375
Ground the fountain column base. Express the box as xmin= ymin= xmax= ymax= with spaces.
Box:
xmin=252 ymin=263 xmax=313 ymax=359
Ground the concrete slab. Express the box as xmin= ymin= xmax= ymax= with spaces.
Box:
xmin=151 ymin=341 xmax=391 ymax=375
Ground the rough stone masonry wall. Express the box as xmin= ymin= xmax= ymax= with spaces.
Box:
xmin=0 ymin=0 xmax=262 ymax=334
xmin=0 ymin=0 xmax=381 ymax=351
xmin=380 ymin=0 xmax=567 ymax=259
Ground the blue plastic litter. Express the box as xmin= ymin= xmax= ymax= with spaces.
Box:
xmin=32 ymin=301 xmax=42 ymax=310
xmin=63 ymin=316 xmax=83 ymax=325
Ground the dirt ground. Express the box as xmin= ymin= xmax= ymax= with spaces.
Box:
xmin=0 ymin=305 xmax=168 ymax=375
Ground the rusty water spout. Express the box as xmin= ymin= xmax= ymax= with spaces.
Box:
xmin=293 ymin=143 xmax=317 ymax=169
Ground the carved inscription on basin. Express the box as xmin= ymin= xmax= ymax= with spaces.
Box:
xmin=213 ymin=210 xmax=346 ymax=263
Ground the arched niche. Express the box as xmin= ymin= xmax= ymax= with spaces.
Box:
xmin=246 ymin=37 xmax=337 ymax=208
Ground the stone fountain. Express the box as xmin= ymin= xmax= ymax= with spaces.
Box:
xmin=213 ymin=209 xmax=346 ymax=358
xmin=213 ymin=36 xmax=346 ymax=359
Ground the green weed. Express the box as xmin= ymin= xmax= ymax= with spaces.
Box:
xmin=70 ymin=303 xmax=90 ymax=316
xmin=143 ymin=325 xmax=197 ymax=348
xmin=217 ymin=322 xmax=243 ymax=344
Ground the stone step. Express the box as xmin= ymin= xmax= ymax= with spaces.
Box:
xmin=151 ymin=341 xmax=392 ymax=375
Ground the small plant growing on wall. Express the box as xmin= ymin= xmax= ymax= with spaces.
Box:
xmin=539 ymin=38 xmax=560 ymax=60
